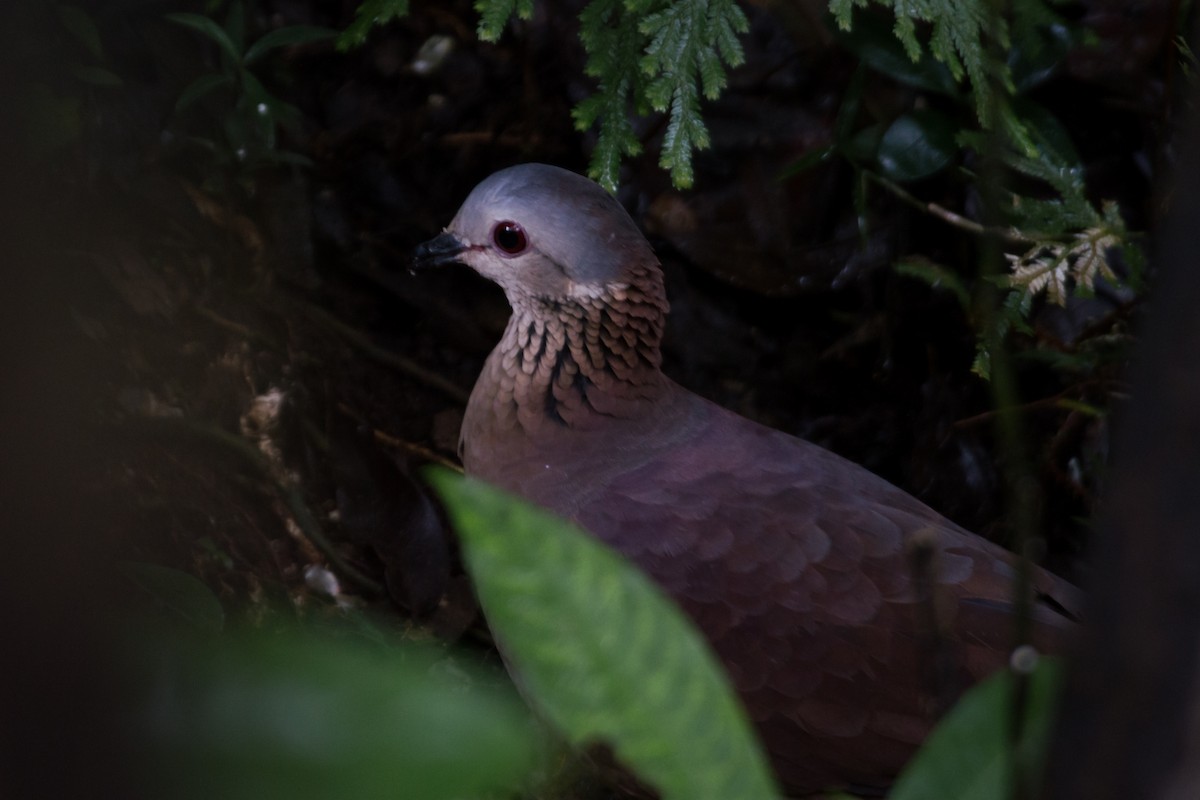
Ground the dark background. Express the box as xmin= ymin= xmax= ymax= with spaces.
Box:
xmin=0 ymin=0 xmax=1187 ymax=797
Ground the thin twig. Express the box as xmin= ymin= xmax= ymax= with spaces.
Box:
xmin=864 ymin=171 xmax=1036 ymax=247
xmin=952 ymin=379 xmax=1125 ymax=430
xmin=336 ymin=402 xmax=463 ymax=473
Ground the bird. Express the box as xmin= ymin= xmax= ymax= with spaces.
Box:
xmin=413 ymin=163 xmax=1079 ymax=795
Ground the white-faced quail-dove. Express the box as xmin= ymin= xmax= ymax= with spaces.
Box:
xmin=413 ymin=163 xmax=1078 ymax=795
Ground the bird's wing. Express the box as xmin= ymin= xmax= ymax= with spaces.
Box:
xmin=565 ymin=395 xmax=1075 ymax=790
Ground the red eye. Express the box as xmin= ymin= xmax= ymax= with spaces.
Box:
xmin=492 ymin=221 xmax=527 ymax=255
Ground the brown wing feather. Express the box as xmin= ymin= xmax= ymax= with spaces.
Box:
xmin=476 ymin=389 xmax=1076 ymax=793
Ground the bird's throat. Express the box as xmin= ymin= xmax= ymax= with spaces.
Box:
xmin=489 ymin=282 xmax=669 ymax=430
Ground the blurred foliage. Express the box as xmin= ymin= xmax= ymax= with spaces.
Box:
xmin=429 ymin=469 xmax=782 ymax=800
xmin=14 ymin=3 xmax=124 ymax=158
xmin=831 ymin=0 xmax=1065 ymax=134
xmin=120 ymin=562 xmax=542 ymax=800
xmin=798 ymin=7 xmax=1141 ymax=380
xmin=890 ymin=658 xmax=1063 ymax=800
xmin=165 ymin=1 xmax=336 ymax=189
xmin=337 ymin=0 xmax=411 ymax=50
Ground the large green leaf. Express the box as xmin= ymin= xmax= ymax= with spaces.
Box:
xmin=127 ymin=627 xmax=539 ymax=800
xmin=889 ymin=658 xmax=1063 ymax=800
xmin=428 ymin=469 xmax=781 ymax=800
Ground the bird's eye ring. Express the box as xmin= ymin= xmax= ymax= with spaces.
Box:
xmin=492 ymin=221 xmax=528 ymax=255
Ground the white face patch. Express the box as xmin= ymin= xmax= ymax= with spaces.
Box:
xmin=566 ymin=280 xmax=629 ymax=300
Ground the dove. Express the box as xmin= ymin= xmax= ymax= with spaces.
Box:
xmin=414 ymin=163 xmax=1077 ymax=794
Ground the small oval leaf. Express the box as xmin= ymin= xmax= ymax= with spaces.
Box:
xmin=877 ymin=108 xmax=959 ymax=182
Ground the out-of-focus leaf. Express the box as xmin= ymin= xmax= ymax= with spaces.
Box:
xmin=56 ymin=5 xmax=104 ymax=59
xmin=843 ymin=121 xmax=885 ymax=164
xmin=890 ymin=659 xmax=1063 ymax=800
xmin=121 ymin=561 xmax=225 ymax=632
xmin=175 ymin=74 xmax=231 ymax=111
xmin=337 ymin=0 xmax=411 ymax=51
xmin=778 ymin=145 xmax=835 ymax=179
xmin=427 ymin=469 xmax=781 ymax=800
xmin=877 ymin=108 xmax=959 ymax=182
xmin=224 ymin=0 xmax=246 ymax=55
xmin=165 ymin=12 xmax=243 ymax=64
xmin=833 ymin=10 xmax=960 ymax=96
xmin=1009 ymin=22 xmax=1072 ymax=93
xmin=126 ymin=628 xmax=539 ymax=800
xmin=244 ymin=26 xmax=337 ymax=65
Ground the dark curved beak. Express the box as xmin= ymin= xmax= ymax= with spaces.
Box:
xmin=411 ymin=232 xmax=466 ymax=272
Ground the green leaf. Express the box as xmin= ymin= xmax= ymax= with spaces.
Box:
xmin=829 ymin=0 xmax=1012 ymax=127
xmin=166 ymin=12 xmax=243 ymax=65
xmin=877 ymin=108 xmax=959 ymax=182
xmin=225 ymin=0 xmax=246 ymax=55
xmin=127 ymin=627 xmax=540 ymax=800
xmin=336 ymin=0 xmax=411 ymax=51
xmin=56 ymin=5 xmax=105 ymax=59
xmin=833 ymin=10 xmax=960 ymax=96
xmin=428 ymin=470 xmax=781 ymax=800
xmin=244 ymin=26 xmax=338 ymax=64
xmin=843 ymin=120 xmax=886 ymax=163
xmin=890 ymin=659 xmax=1063 ymax=800
xmin=175 ymin=73 xmax=232 ymax=112
xmin=121 ymin=561 xmax=225 ymax=632
xmin=1008 ymin=21 xmax=1071 ymax=93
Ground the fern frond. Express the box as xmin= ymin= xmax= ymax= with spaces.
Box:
xmin=337 ymin=0 xmax=410 ymax=50
xmin=830 ymin=0 xmax=1033 ymax=126
xmin=636 ymin=0 xmax=748 ymax=187
xmin=573 ymin=0 xmax=647 ymax=191
xmin=475 ymin=0 xmax=534 ymax=43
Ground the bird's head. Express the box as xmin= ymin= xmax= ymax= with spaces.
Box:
xmin=413 ymin=164 xmax=662 ymax=305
